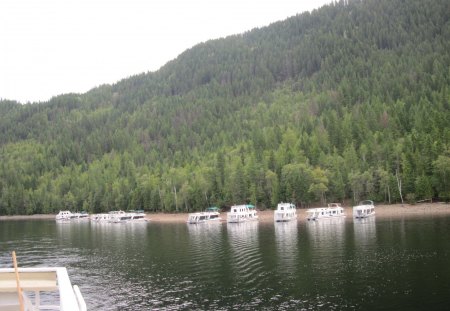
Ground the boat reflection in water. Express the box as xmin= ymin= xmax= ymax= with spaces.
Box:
xmin=305 ymin=217 xmax=347 ymax=273
xmin=353 ymin=216 xmax=376 ymax=248
xmin=274 ymin=220 xmax=298 ymax=276
xmin=186 ymin=222 xmax=223 ymax=259
xmin=306 ymin=217 xmax=346 ymax=246
xmin=186 ymin=222 xmax=224 ymax=282
xmin=226 ymin=221 xmax=263 ymax=285
xmin=56 ymin=218 xmax=149 ymax=251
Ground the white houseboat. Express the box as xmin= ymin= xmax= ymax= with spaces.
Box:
xmin=90 ymin=210 xmax=148 ymax=223
xmin=353 ymin=200 xmax=375 ymax=218
xmin=108 ymin=210 xmax=131 ymax=223
xmin=0 ymin=267 xmax=86 ymax=311
xmin=306 ymin=203 xmax=346 ymax=221
xmin=71 ymin=212 xmax=89 ymax=220
xmin=227 ymin=204 xmax=258 ymax=223
xmin=90 ymin=213 xmax=110 ymax=222
xmin=274 ymin=202 xmax=297 ymax=222
xmin=128 ymin=210 xmax=147 ymax=222
xmin=187 ymin=207 xmax=221 ymax=224
xmin=55 ymin=210 xmax=73 ymax=221
xmin=56 ymin=211 xmax=89 ymax=221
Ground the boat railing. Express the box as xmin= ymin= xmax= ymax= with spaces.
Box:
xmin=0 ymin=267 xmax=86 ymax=311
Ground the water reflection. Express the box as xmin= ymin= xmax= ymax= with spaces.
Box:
xmin=353 ymin=216 xmax=376 ymax=248
xmin=2 ymin=216 xmax=450 ymax=311
xmin=226 ymin=222 xmax=263 ymax=284
xmin=274 ymin=221 xmax=298 ymax=276
xmin=304 ymin=217 xmax=347 ymax=282
xmin=56 ymin=221 xmax=151 ymax=310
xmin=186 ymin=221 xmax=222 ymax=238
xmin=186 ymin=223 xmax=224 ymax=282
xmin=306 ymin=217 xmax=346 ymax=248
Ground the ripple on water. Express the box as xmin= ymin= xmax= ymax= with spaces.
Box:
xmin=3 ymin=217 xmax=450 ymax=310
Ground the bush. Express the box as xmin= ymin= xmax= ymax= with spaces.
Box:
xmin=406 ymin=193 xmax=416 ymax=205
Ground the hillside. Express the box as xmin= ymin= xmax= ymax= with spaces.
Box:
xmin=0 ymin=0 xmax=449 ymax=215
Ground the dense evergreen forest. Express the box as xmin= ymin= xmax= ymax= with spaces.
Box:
xmin=1 ymin=0 xmax=449 ymax=215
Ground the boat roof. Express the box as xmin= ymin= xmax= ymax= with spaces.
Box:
xmin=230 ymin=204 xmax=255 ymax=209
xmin=358 ymin=200 xmax=374 ymax=205
xmin=206 ymin=207 xmax=220 ymax=212
xmin=277 ymin=202 xmax=294 ymax=206
xmin=306 ymin=207 xmax=328 ymax=212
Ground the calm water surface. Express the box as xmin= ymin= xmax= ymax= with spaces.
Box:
xmin=1 ymin=216 xmax=450 ymax=310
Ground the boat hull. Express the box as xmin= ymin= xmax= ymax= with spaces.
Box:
xmin=274 ymin=212 xmax=297 ymax=222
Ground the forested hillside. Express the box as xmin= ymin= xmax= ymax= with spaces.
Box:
xmin=1 ymin=0 xmax=449 ymax=215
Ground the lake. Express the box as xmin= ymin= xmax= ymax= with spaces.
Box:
xmin=1 ymin=216 xmax=450 ymax=310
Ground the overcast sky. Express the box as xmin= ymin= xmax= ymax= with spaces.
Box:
xmin=1 ymin=0 xmax=331 ymax=103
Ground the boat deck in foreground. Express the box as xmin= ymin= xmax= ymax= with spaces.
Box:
xmin=0 ymin=267 xmax=86 ymax=311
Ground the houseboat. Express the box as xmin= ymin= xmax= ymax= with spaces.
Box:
xmin=90 ymin=213 xmax=110 ymax=222
xmin=129 ymin=210 xmax=147 ymax=222
xmin=55 ymin=210 xmax=73 ymax=221
xmin=56 ymin=211 xmax=89 ymax=221
xmin=227 ymin=204 xmax=258 ymax=223
xmin=90 ymin=210 xmax=147 ymax=223
xmin=274 ymin=202 xmax=297 ymax=222
xmin=70 ymin=212 xmax=89 ymax=220
xmin=187 ymin=207 xmax=221 ymax=224
xmin=306 ymin=203 xmax=346 ymax=221
xmin=353 ymin=200 xmax=375 ymax=218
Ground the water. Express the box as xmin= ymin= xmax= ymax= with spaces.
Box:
xmin=1 ymin=216 xmax=450 ymax=310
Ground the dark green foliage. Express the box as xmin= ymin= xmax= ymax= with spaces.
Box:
xmin=1 ymin=0 xmax=449 ymax=215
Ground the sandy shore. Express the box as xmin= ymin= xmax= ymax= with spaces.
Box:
xmin=1 ymin=203 xmax=449 ymax=222
xmin=0 ymin=214 xmax=55 ymax=221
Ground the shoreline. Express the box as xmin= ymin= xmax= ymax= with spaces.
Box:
xmin=1 ymin=203 xmax=449 ymax=222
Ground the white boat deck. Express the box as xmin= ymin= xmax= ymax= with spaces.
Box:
xmin=0 ymin=267 xmax=86 ymax=311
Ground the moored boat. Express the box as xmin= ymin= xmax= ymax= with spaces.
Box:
xmin=274 ymin=202 xmax=297 ymax=222
xmin=353 ymin=200 xmax=375 ymax=218
xmin=306 ymin=203 xmax=346 ymax=221
xmin=128 ymin=210 xmax=148 ymax=222
xmin=227 ymin=204 xmax=258 ymax=223
xmin=56 ymin=211 xmax=90 ymax=222
xmin=90 ymin=210 xmax=148 ymax=223
xmin=70 ymin=212 xmax=90 ymax=220
xmin=55 ymin=210 xmax=73 ymax=221
xmin=90 ymin=213 xmax=110 ymax=222
xmin=0 ymin=267 xmax=86 ymax=311
xmin=187 ymin=207 xmax=221 ymax=224
xmin=107 ymin=211 xmax=132 ymax=223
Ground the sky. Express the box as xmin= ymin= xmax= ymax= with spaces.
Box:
xmin=1 ymin=0 xmax=331 ymax=103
